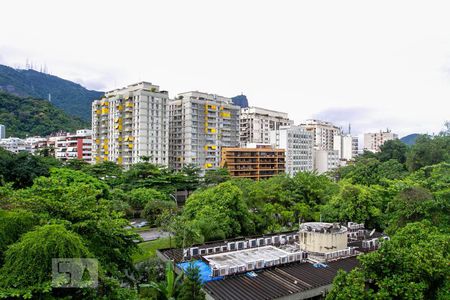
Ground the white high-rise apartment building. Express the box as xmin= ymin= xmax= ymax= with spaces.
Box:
xmin=300 ymin=119 xmax=341 ymax=151
xmin=314 ymin=149 xmax=340 ymax=174
xmin=270 ymin=125 xmax=314 ymax=175
xmin=334 ymin=134 xmax=359 ymax=161
xmin=169 ymin=91 xmax=240 ymax=171
xmin=364 ymin=130 xmax=398 ymax=153
xmin=240 ymin=107 xmax=293 ymax=146
xmin=92 ymin=82 xmax=169 ymax=168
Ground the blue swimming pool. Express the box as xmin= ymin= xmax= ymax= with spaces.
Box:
xmin=177 ymin=260 xmax=224 ymax=283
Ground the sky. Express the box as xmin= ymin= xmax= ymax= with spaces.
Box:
xmin=1 ymin=0 xmax=449 ymax=137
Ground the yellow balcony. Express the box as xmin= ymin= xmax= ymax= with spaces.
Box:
xmin=220 ymin=112 xmax=231 ymax=118
xmin=128 ymin=143 xmax=133 ymax=149
xmin=101 ymin=108 xmax=109 ymax=114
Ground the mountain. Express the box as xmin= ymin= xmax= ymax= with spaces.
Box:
xmin=0 ymin=64 xmax=103 ymax=121
xmin=400 ymin=133 xmax=420 ymax=145
xmin=232 ymin=94 xmax=249 ymax=108
xmin=0 ymin=91 xmax=89 ymax=138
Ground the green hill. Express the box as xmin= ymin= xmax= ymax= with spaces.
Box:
xmin=400 ymin=133 xmax=420 ymax=145
xmin=0 ymin=64 xmax=103 ymax=121
xmin=0 ymin=91 xmax=89 ymax=138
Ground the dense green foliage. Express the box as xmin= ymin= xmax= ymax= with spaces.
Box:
xmin=0 ymin=123 xmax=448 ymax=299
xmin=327 ymin=222 xmax=449 ymax=300
xmin=0 ymin=91 xmax=89 ymax=138
xmin=0 ymin=64 xmax=103 ymax=121
xmin=178 ymin=264 xmax=205 ymax=300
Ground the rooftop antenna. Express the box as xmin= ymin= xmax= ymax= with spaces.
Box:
xmin=349 ymin=123 xmax=351 ymax=135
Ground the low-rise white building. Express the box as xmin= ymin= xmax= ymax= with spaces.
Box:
xmin=270 ymin=125 xmax=314 ymax=176
xmin=54 ymin=129 xmax=93 ymax=162
xmin=0 ymin=137 xmax=32 ymax=153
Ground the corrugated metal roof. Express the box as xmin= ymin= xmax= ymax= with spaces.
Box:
xmin=203 ymin=256 xmax=359 ymax=300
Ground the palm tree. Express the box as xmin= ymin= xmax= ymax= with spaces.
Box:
xmin=141 ymin=260 xmax=182 ymax=300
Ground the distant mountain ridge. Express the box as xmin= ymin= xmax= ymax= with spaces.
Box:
xmin=0 ymin=91 xmax=88 ymax=138
xmin=400 ymin=133 xmax=420 ymax=145
xmin=0 ymin=64 xmax=103 ymax=121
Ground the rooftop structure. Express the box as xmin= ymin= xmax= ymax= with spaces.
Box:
xmin=158 ymin=222 xmax=387 ymax=300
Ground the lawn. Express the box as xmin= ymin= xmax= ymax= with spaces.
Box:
xmin=133 ymin=237 xmax=173 ymax=263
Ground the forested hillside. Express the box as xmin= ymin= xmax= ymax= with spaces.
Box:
xmin=0 ymin=64 xmax=103 ymax=121
xmin=0 ymin=91 xmax=88 ymax=138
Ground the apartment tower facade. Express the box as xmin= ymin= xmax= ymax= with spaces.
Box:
xmin=240 ymin=107 xmax=293 ymax=146
xmin=270 ymin=125 xmax=314 ymax=175
xmin=364 ymin=130 xmax=398 ymax=153
xmin=300 ymin=119 xmax=341 ymax=151
xmin=92 ymin=82 xmax=169 ymax=167
xmin=221 ymin=144 xmax=286 ymax=180
xmin=169 ymin=91 xmax=240 ymax=171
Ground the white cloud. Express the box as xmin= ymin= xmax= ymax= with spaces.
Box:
xmin=1 ymin=0 xmax=449 ymax=136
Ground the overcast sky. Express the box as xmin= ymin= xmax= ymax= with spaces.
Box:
xmin=1 ymin=0 xmax=449 ymax=137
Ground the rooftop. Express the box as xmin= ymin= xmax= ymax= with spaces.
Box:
xmin=203 ymin=256 xmax=359 ymax=300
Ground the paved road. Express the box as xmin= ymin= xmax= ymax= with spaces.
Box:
xmin=138 ymin=228 xmax=170 ymax=242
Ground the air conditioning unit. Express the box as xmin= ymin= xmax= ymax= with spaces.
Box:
xmin=257 ymin=238 xmax=265 ymax=246
xmin=228 ymin=242 xmax=236 ymax=251
xmin=220 ymin=267 xmax=229 ymax=276
xmin=280 ymin=256 xmax=288 ymax=264
xmin=295 ymin=253 xmax=302 ymax=261
xmin=288 ymin=254 xmax=295 ymax=262
xmin=256 ymin=260 xmax=264 ymax=269
xmin=212 ymin=268 xmax=220 ymax=277
xmin=207 ymin=248 xmax=214 ymax=254
xmin=280 ymin=235 xmax=286 ymax=244
xmin=229 ymin=266 xmax=237 ymax=274
xmin=190 ymin=247 xmax=199 ymax=257
xmin=200 ymin=249 xmax=207 ymax=255
xmin=215 ymin=247 xmax=221 ymax=253
xmin=273 ymin=236 xmax=280 ymax=244
xmin=247 ymin=262 xmax=255 ymax=271
xmin=237 ymin=241 xmax=245 ymax=250
xmin=238 ymin=265 xmax=246 ymax=273
xmin=266 ymin=238 xmax=272 ymax=245
xmin=221 ymin=245 xmax=228 ymax=252
xmin=249 ymin=239 xmax=257 ymax=248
